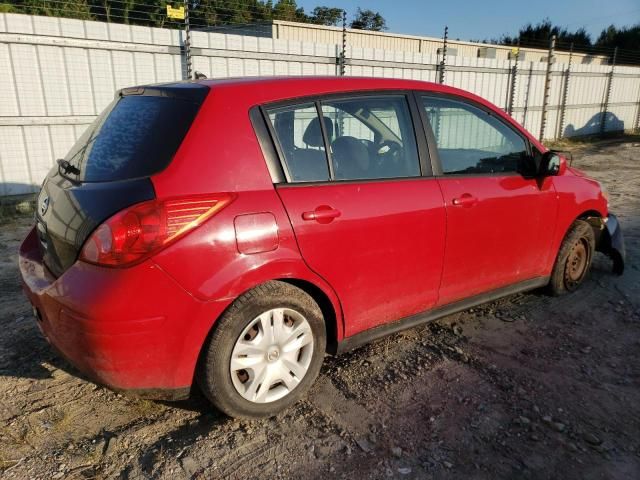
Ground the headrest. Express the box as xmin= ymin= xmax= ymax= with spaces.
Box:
xmin=332 ymin=136 xmax=370 ymax=179
xmin=303 ymin=117 xmax=333 ymax=147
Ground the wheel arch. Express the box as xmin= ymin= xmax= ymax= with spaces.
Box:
xmin=278 ymin=278 xmax=341 ymax=355
xmin=192 ymin=274 xmax=344 ymax=383
xmin=576 ymin=209 xmax=605 ymax=245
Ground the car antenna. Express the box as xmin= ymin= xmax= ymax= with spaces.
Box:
xmin=194 ymin=71 xmax=207 ymax=80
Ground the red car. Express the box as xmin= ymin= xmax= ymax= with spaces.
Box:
xmin=19 ymin=77 xmax=625 ymax=418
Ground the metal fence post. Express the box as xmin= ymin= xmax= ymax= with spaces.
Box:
xmin=338 ymin=10 xmax=347 ymax=76
xmin=505 ymin=55 xmax=512 ymax=111
xmin=635 ymin=89 xmax=640 ymax=133
xmin=557 ymin=43 xmax=573 ymax=139
xmin=438 ymin=25 xmax=448 ymax=84
xmin=600 ymin=46 xmax=617 ymax=135
xmin=507 ymin=46 xmax=519 ymax=116
xmin=522 ymin=63 xmax=533 ymax=129
xmin=539 ymin=34 xmax=556 ymax=141
xmin=184 ymin=0 xmax=192 ymax=79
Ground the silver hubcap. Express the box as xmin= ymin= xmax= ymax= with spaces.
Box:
xmin=230 ymin=308 xmax=314 ymax=404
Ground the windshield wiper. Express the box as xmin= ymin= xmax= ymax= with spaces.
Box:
xmin=56 ymin=133 xmax=101 ymax=178
xmin=57 ymin=158 xmax=81 ymax=176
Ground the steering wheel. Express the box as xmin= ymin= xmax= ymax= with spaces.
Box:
xmin=375 ymin=140 xmax=402 ymax=169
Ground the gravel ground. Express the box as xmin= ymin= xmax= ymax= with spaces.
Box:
xmin=0 ymin=138 xmax=639 ymax=480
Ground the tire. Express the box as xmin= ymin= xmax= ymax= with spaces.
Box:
xmin=197 ymin=281 xmax=326 ymax=419
xmin=548 ymin=219 xmax=596 ymax=296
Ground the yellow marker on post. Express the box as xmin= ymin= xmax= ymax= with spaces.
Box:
xmin=167 ymin=5 xmax=185 ymax=20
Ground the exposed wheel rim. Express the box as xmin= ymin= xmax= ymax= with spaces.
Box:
xmin=564 ymin=238 xmax=589 ymax=289
xmin=230 ymin=308 xmax=314 ymax=404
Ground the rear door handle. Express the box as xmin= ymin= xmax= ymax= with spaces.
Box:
xmin=302 ymin=206 xmax=341 ymax=223
xmin=452 ymin=194 xmax=478 ymax=207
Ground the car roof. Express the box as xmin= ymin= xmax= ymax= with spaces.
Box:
xmin=197 ymin=75 xmax=457 ymax=98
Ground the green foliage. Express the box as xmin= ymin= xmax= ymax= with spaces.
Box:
xmin=309 ymin=6 xmax=343 ymax=26
xmin=596 ymin=24 xmax=640 ymax=51
xmin=491 ymin=18 xmax=639 ymax=63
xmin=0 ymin=3 xmax=18 ymax=13
xmin=350 ymin=8 xmax=386 ymax=31
xmin=494 ymin=18 xmax=592 ymax=52
xmin=1 ymin=0 xmax=351 ymax=28
xmin=8 ymin=0 xmax=92 ymax=19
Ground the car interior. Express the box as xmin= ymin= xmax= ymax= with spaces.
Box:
xmin=270 ymin=98 xmax=420 ymax=182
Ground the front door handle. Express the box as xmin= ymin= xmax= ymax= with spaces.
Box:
xmin=452 ymin=194 xmax=478 ymax=207
xmin=302 ymin=205 xmax=341 ymax=223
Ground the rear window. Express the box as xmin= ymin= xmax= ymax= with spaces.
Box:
xmin=61 ymin=87 xmax=207 ymax=182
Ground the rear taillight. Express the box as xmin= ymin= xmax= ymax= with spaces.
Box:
xmin=80 ymin=193 xmax=235 ymax=267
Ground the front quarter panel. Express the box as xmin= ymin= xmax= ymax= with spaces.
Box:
xmin=547 ymin=170 xmax=608 ymax=272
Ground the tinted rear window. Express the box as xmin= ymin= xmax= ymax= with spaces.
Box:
xmin=62 ymin=89 xmax=206 ymax=182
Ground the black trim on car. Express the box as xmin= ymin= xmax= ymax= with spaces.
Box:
xmin=276 ymin=175 xmax=441 ymax=189
xmin=316 ymin=102 xmax=336 ymax=179
xmin=334 ymin=276 xmax=550 ymax=354
xmin=406 ymin=91 xmax=432 ymax=176
xmin=411 ymin=90 xmax=442 ymax=176
xmin=249 ymin=106 xmax=287 ymax=183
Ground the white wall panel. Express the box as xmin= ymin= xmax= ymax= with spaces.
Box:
xmin=63 ymin=48 xmax=95 ymax=115
xmin=0 ymin=43 xmax=19 ymax=116
xmin=1 ymin=12 xmax=639 ymax=196
xmin=38 ymin=45 xmax=72 ymax=116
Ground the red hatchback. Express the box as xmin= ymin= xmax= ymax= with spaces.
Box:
xmin=19 ymin=77 xmax=625 ymax=418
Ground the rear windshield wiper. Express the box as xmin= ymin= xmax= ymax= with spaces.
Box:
xmin=57 ymin=158 xmax=81 ymax=176
xmin=56 ymin=134 xmax=101 ymax=178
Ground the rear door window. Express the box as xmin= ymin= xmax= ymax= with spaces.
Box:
xmin=265 ymin=94 xmax=420 ymax=182
xmin=266 ymin=104 xmax=330 ymax=182
xmin=321 ymin=96 xmax=420 ymax=180
xmin=61 ymin=87 xmax=207 ymax=182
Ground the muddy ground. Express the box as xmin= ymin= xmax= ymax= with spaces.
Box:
xmin=0 ymin=138 xmax=639 ymax=480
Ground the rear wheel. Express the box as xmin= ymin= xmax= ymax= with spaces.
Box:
xmin=197 ymin=281 xmax=326 ymax=419
xmin=548 ymin=220 xmax=596 ymax=295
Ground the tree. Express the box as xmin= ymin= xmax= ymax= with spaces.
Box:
xmin=309 ymin=6 xmax=343 ymax=26
xmin=350 ymin=8 xmax=386 ymax=31
xmin=3 ymin=0 xmax=375 ymax=33
xmin=494 ymin=19 xmax=593 ymax=53
xmin=596 ymin=23 xmax=640 ymax=51
xmin=488 ymin=19 xmax=640 ymax=64
xmin=8 ymin=0 xmax=92 ymax=20
xmin=272 ymin=0 xmax=306 ymax=22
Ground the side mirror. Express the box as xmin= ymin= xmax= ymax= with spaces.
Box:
xmin=539 ymin=151 xmax=566 ymax=177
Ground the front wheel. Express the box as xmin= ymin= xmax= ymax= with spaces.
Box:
xmin=548 ymin=219 xmax=596 ymax=295
xmin=197 ymin=281 xmax=326 ymax=419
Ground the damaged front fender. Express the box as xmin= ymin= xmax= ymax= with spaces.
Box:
xmin=595 ymin=213 xmax=625 ymax=275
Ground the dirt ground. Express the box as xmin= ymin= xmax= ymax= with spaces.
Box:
xmin=0 ymin=138 xmax=639 ymax=480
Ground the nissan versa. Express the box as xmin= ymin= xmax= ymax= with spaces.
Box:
xmin=19 ymin=77 xmax=625 ymax=419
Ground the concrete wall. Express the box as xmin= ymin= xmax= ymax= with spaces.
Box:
xmin=1 ymin=13 xmax=639 ymax=196
xmin=247 ymin=20 xmax=610 ymax=65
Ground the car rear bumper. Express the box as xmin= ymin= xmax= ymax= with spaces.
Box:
xmin=19 ymin=227 xmax=228 ymax=398
xmin=599 ymin=213 xmax=625 ymax=275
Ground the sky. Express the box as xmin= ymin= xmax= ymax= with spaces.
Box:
xmin=296 ymin=0 xmax=640 ymax=43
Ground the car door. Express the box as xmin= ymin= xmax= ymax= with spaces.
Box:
xmin=419 ymin=94 xmax=558 ymax=305
xmin=264 ymin=93 xmax=446 ymax=337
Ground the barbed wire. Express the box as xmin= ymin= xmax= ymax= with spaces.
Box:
xmin=4 ymin=0 xmax=640 ymax=64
